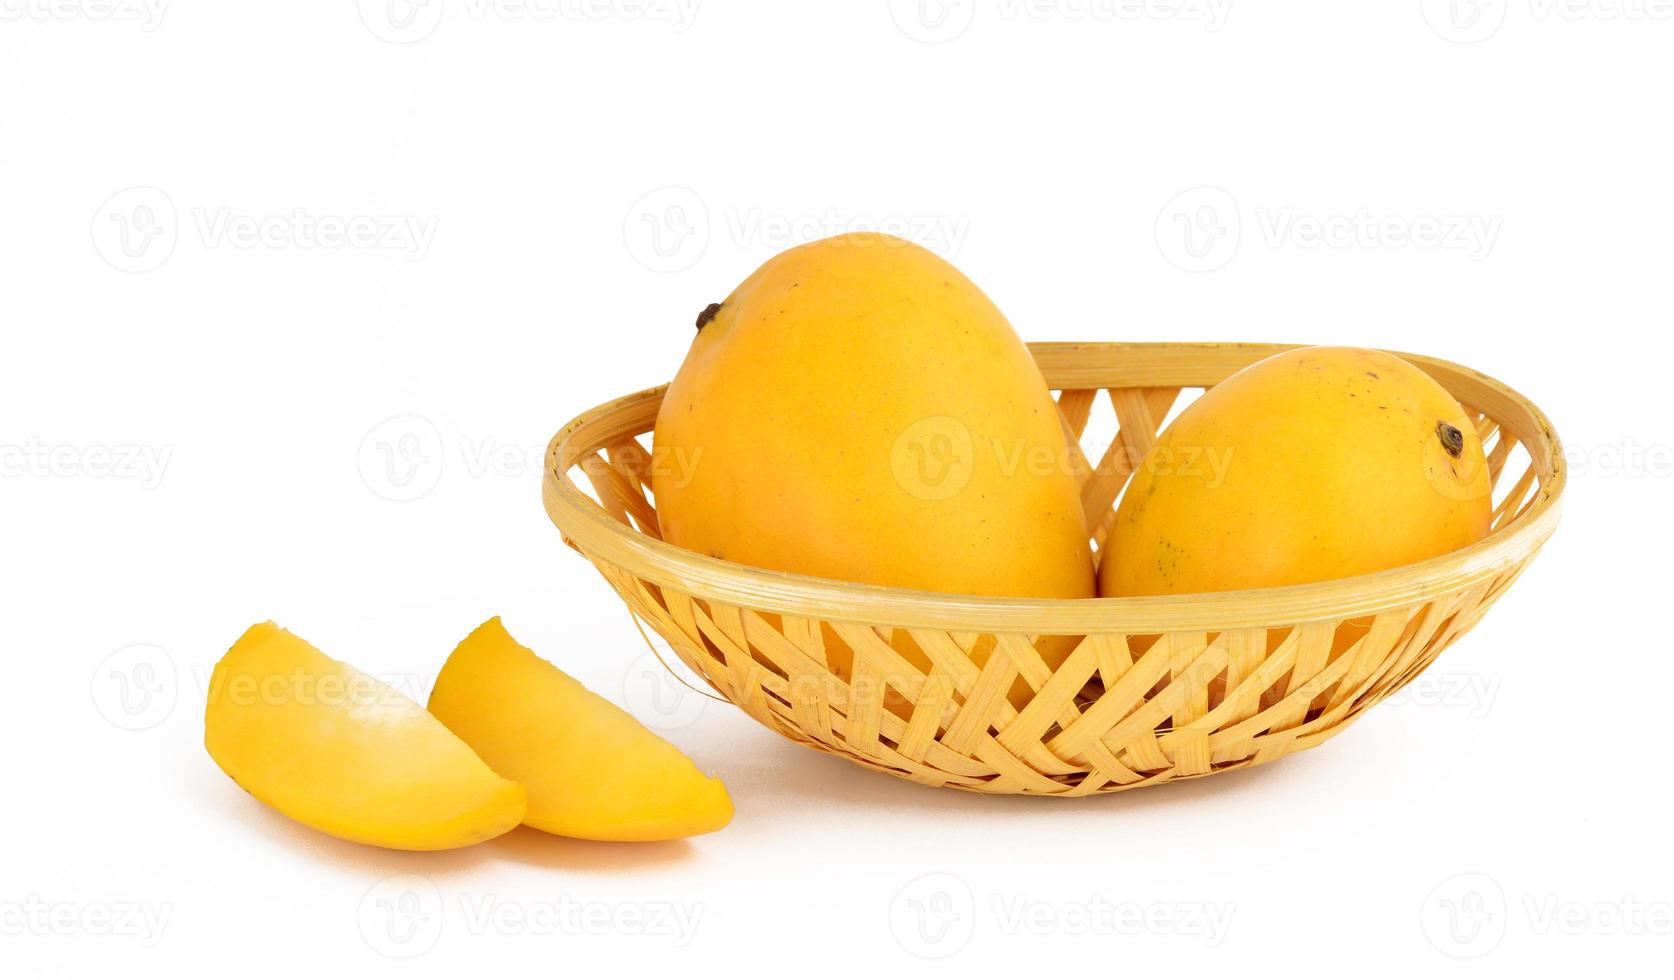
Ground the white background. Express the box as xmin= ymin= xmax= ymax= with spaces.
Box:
xmin=4 ymin=1 xmax=1672 ymax=975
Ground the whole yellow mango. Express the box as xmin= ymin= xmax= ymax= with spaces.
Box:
xmin=652 ymin=233 xmax=1093 ymax=602
xmin=1099 ymin=347 xmax=1492 ymax=597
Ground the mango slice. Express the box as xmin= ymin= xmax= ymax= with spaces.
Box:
xmin=205 ymin=622 xmax=526 ymax=851
xmin=428 ymin=618 xmax=733 ymax=842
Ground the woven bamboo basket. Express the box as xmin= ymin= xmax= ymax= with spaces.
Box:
xmin=543 ymin=342 xmax=1563 ymax=796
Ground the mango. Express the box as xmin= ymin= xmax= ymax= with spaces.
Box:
xmin=1099 ymin=346 xmax=1491 ymax=597
xmin=427 ymin=618 xmax=733 ymax=842
xmin=651 ymin=233 xmax=1094 ymax=601
xmin=204 ymin=623 xmax=525 ymax=851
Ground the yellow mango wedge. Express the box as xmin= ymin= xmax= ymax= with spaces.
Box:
xmin=428 ymin=618 xmax=733 ymax=842
xmin=205 ymin=622 xmax=526 ymax=851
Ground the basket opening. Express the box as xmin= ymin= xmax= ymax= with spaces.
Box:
xmin=564 ymin=376 xmax=1553 ymax=596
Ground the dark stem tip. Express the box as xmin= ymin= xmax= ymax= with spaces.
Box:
xmin=695 ymin=302 xmax=723 ymax=331
xmin=1436 ymin=421 xmax=1465 ymax=459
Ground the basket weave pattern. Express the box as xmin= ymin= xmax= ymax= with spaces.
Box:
xmin=544 ymin=343 xmax=1563 ymax=796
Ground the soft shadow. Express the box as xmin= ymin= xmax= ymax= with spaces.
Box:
xmin=489 ymin=825 xmax=696 ymax=872
xmin=730 ymin=728 xmax=1309 ymax=817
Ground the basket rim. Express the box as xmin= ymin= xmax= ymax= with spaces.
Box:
xmin=543 ymin=341 xmax=1565 ymax=633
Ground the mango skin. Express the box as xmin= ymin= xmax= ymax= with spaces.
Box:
xmin=427 ymin=618 xmax=733 ymax=842
xmin=204 ymin=623 xmax=526 ymax=851
xmin=651 ymin=232 xmax=1094 ymax=602
xmin=1099 ymin=347 xmax=1492 ymax=597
